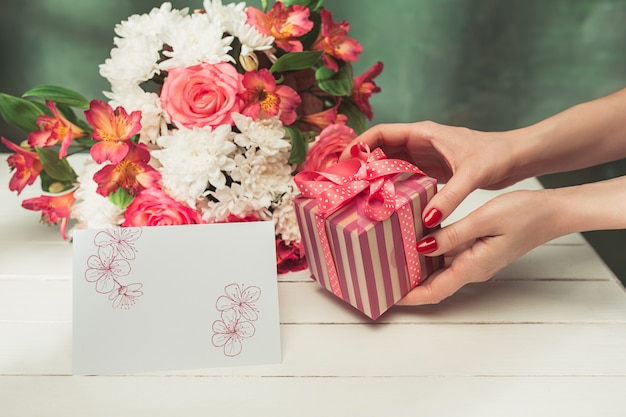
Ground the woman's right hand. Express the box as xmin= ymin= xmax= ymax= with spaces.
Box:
xmin=340 ymin=121 xmax=524 ymax=227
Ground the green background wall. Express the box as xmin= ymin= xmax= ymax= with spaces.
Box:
xmin=1 ymin=0 xmax=626 ymax=278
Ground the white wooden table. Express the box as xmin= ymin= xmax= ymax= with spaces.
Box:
xmin=2 ymin=160 xmax=626 ymax=416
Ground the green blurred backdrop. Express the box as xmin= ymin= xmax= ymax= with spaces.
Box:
xmin=1 ymin=0 xmax=625 ymax=280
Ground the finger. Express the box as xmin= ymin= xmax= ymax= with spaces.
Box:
xmin=339 ymin=123 xmax=414 ymax=160
xmin=422 ymin=173 xmax=482 ymax=228
xmin=398 ymin=240 xmax=499 ymax=305
xmin=417 ymin=206 xmax=496 ymax=257
xmin=396 ymin=266 xmax=464 ymax=305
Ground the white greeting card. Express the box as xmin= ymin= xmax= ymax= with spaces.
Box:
xmin=72 ymin=221 xmax=281 ymax=375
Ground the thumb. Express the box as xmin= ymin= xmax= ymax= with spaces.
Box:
xmin=423 ymin=174 xmax=478 ymax=227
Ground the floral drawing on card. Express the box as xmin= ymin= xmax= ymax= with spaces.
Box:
xmin=84 ymin=228 xmax=144 ymax=309
xmin=212 ymin=284 xmax=261 ymax=356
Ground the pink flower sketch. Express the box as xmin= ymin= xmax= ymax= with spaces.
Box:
xmin=212 ymin=283 xmax=261 ymax=356
xmin=84 ymin=227 xmax=144 ymax=308
xmin=108 ymin=283 xmax=144 ymax=309
xmin=85 ymin=245 xmax=131 ymax=293
xmin=94 ymin=228 xmax=141 ymax=260
xmin=212 ymin=309 xmax=256 ymax=357
xmin=216 ymin=283 xmax=261 ymax=321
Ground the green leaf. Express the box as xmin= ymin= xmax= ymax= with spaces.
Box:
xmin=108 ymin=187 xmax=135 ymax=210
xmin=0 ymin=93 xmax=45 ymax=133
xmin=35 ymin=147 xmax=78 ymax=182
xmin=281 ymin=0 xmax=324 ymax=11
xmin=315 ymin=63 xmax=353 ymax=96
xmin=270 ymin=50 xmax=322 ymax=74
xmin=285 ymin=126 xmax=309 ymax=165
xmin=338 ymin=99 xmax=368 ymax=135
xmin=22 ymin=85 xmax=90 ymax=108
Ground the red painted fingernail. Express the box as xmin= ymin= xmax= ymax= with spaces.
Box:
xmin=416 ymin=237 xmax=438 ymax=254
xmin=423 ymin=208 xmax=443 ymax=228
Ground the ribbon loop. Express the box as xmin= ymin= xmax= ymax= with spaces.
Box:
xmin=294 ymin=142 xmax=426 ymax=220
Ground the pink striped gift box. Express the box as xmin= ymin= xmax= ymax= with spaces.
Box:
xmin=294 ymin=172 xmax=444 ymax=320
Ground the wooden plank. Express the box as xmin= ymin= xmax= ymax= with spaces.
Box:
xmin=494 ymin=244 xmax=615 ymax=280
xmin=2 ymin=278 xmax=626 ymax=325
xmin=0 ymin=375 xmax=625 ymax=417
xmin=0 ymin=242 xmax=72 ymax=276
xmin=2 ymin=322 xmax=626 ymax=377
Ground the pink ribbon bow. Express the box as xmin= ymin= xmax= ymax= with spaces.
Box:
xmin=294 ymin=142 xmax=426 ymax=220
xmin=295 ymin=142 xmax=426 ymax=300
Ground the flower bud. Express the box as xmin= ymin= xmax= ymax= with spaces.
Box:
xmin=239 ymin=53 xmax=259 ymax=72
xmin=48 ymin=182 xmax=65 ymax=193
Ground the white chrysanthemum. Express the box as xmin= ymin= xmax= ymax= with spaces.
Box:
xmin=159 ymin=13 xmax=233 ymax=70
xmin=272 ymin=185 xmax=301 ymax=243
xmin=232 ymin=113 xmax=291 ymax=156
xmin=235 ymin=22 xmax=275 ymax=56
xmin=100 ymin=3 xmax=189 ymax=87
xmin=229 ymin=147 xmax=293 ymax=209
xmin=71 ymin=159 xmax=124 ymax=230
xmin=201 ymin=183 xmax=271 ymax=223
xmin=203 ymin=0 xmax=274 ymax=56
xmin=152 ymin=124 xmax=237 ymax=206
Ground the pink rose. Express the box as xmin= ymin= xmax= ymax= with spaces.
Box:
xmin=122 ymin=187 xmax=204 ymax=227
xmin=160 ymin=62 xmax=245 ymax=128
xmin=302 ymin=123 xmax=357 ymax=172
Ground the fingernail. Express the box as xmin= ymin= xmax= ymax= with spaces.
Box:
xmin=423 ymin=208 xmax=443 ymax=228
xmin=416 ymin=237 xmax=438 ymax=254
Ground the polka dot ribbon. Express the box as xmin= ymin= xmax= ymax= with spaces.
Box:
xmin=294 ymin=142 xmax=427 ymax=298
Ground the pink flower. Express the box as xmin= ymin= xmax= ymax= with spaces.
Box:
xmin=246 ymin=2 xmax=313 ymax=52
xmin=108 ymin=283 xmax=143 ymax=309
xmin=94 ymin=228 xmax=142 ymax=260
xmin=21 ymin=191 xmax=75 ymax=240
xmin=311 ymin=9 xmax=363 ymax=72
xmin=239 ymin=69 xmax=301 ymax=125
xmin=276 ymin=239 xmax=307 ymax=274
xmin=85 ymin=245 xmax=131 ymax=294
xmin=352 ymin=62 xmax=383 ymax=120
xmin=223 ymin=213 xmax=260 ymax=223
xmin=85 ymin=100 xmax=141 ymax=164
xmin=122 ymin=187 xmax=204 ymax=227
xmin=212 ymin=309 xmax=256 ymax=357
xmin=216 ymin=284 xmax=261 ymax=321
xmin=27 ymin=101 xmax=87 ymax=159
xmin=1 ymin=137 xmax=43 ymax=195
xmin=93 ymin=143 xmax=161 ymax=197
xmin=303 ymin=123 xmax=357 ymax=172
xmin=160 ymin=62 xmax=244 ymax=128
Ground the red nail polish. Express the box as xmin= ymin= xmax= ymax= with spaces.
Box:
xmin=416 ymin=237 xmax=438 ymax=254
xmin=423 ymin=208 xmax=442 ymax=228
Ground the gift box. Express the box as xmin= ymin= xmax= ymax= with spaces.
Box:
xmin=293 ymin=143 xmax=444 ymax=320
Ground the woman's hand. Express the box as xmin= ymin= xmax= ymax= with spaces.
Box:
xmin=399 ymin=188 xmax=566 ymax=305
xmin=341 ymin=121 xmax=524 ymax=227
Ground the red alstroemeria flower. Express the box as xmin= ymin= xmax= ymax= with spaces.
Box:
xmin=311 ymin=9 xmax=363 ymax=72
xmin=93 ymin=143 xmax=161 ymax=197
xmin=1 ymin=137 xmax=44 ymax=195
xmin=85 ymin=100 xmax=142 ymax=164
xmin=299 ymin=98 xmax=344 ymax=132
xmin=27 ymin=100 xmax=87 ymax=159
xmin=246 ymin=2 xmax=314 ymax=52
xmin=239 ymin=69 xmax=301 ymax=125
xmin=276 ymin=238 xmax=307 ymax=274
xmin=21 ymin=191 xmax=75 ymax=240
xmin=352 ymin=61 xmax=383 ymax=120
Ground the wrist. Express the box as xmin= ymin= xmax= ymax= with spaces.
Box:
xmin=550 ymin=177 xmax=626 ymax=235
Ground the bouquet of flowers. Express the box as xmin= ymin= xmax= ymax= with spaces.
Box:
xmin=0 ymin=0 xmax=382 ymax=274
